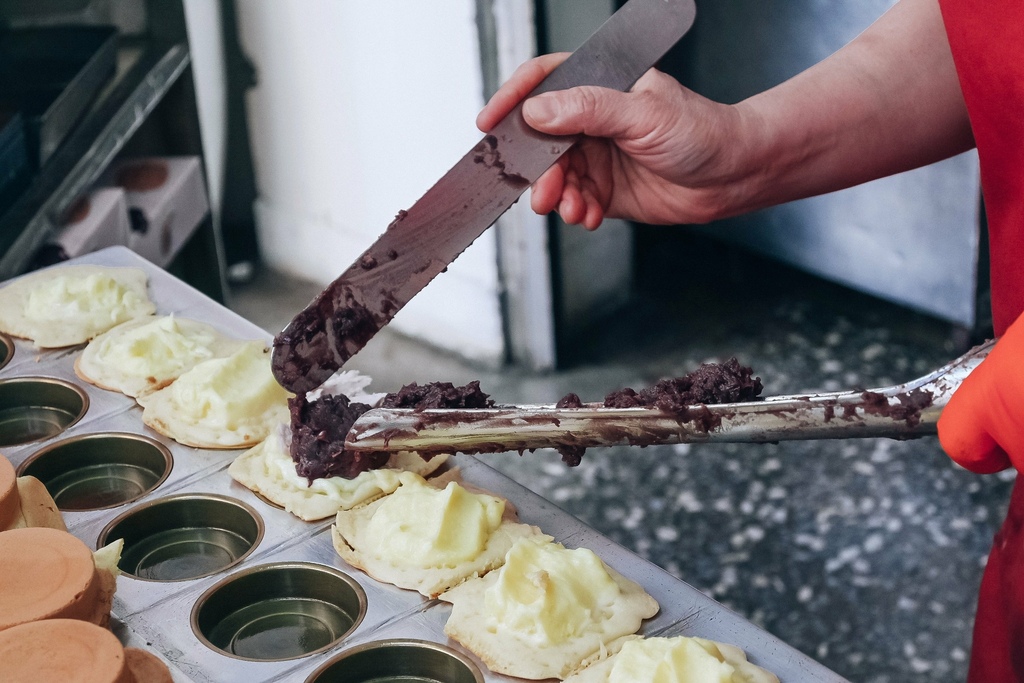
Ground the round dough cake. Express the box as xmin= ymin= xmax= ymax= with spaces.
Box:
xmin=137 ymin=341 xmax=291 ymax=449
xmin=0 ymin=265 xmax=154 ymax=348
xmin=76 ymin=315 xmax=247 ymax=397
xmin=0 ymin=618 xmax=172 ymax=683
xmin=332 ymin=473 xmax=548 ymax=598
xmin=228 ymin=424 xmax=451 ymax=520
xmin=562 ymin=635 xmax=780 ymax=683
xmin=440 ymin=537 xmax=660 ymax=680
xmin=0 ymin=527 xmax=104 ymax=630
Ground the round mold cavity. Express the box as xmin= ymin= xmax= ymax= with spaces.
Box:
xmin=0 ymin=377 xmax=88 ymax=447
xmin=305 ymin=639 xmax=485 ymax=683
xmin=17 ymin=432 xmax=172 ymax=511
xmin=0 ymin=333 xmax=13 ymax=372
xmin=191 ymin=562 xmax=367 ymax=661
xmin=97 ymin=493 xmax=264 ymax=582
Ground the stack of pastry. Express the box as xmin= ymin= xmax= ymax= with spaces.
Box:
xmin=1 ymin=454 xmax=64 ymax=532
xmin=0 ymin=619 xmax=171 ymax=683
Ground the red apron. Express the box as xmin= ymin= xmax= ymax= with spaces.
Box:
xmin=939 ymin=0 xmax=1024 ymax=679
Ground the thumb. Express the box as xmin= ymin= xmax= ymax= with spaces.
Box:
xmin=523 ymin=87 xmax=644 ymax=139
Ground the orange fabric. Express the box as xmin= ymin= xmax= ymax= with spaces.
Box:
xmin=938 ymin=313 xmax=1024 ymax=681
xmin=938 ymin=0 xmax=1024 ymax=679
xmin=939 ymin=0 xmax=1024 ymax=337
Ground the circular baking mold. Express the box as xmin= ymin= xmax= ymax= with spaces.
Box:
xmin=17 ymin=432 xmax=172 ymax=511
xmin=97 ymin=493 xmax=263 ymax=582
xmin=305 ymin=639 xmax=485 ymax=683
xmin=191 ymin=561 xmax=366 ymax=661
xmin=0 ymin=377 xmax=89 ymax=447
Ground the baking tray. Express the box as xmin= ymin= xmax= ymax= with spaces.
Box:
xmin=0 ymin=246 xmax=851 ymax=683
xmin=0 ymin=25 xmax=118 ymax=167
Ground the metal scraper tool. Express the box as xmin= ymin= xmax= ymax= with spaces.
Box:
xmin=272 ymin=0 xmax=698 ymax=394
xmin=344 ymin=340 xmax=994 ymax=457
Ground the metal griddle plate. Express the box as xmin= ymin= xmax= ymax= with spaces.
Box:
xmin=4 ymin=247 xmax=850 ymax=682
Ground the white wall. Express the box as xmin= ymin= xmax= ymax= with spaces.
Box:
xmin=182 ymin=0 xmax=226 ymax=219
xmin=236 ymin=1 xmax=505 ymax=365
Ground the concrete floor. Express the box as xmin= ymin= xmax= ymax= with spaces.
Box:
xmin=230 ymin=252 xmax=1012 ymax=683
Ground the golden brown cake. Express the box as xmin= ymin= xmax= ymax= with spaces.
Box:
xmin=0 ymin=528 xmax=117 ymax=631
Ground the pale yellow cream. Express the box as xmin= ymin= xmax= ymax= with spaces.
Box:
xmin=483 ymin=537 xmax=621 ymax=647
xmin=263 ymin=427 xmax=403 ymax=506
xmin=91 ymin=316 xmax=218 ymax=379
xmin=169 ymin=341 xmax=289 ymax=427
xmin=365 ymin=472 xmax=504 ymax=569
xmin=24 ymin=273 xmax=146 ymax=327
xmin=609 ymin=637 xmax=741 ymax=683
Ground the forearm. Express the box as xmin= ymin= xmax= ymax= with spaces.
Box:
xmin=715 ymin=0 xmax=973 ymax=218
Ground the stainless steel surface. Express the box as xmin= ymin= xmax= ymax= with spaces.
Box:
xmin=673 ymin=0 xmax=981 ymax=327
xmin=305 ymin=639 xmax=486 ymax=683
xmin=16 ymin=431 xmax=172 ymax=511
xmin=346 ymin=340 xmax=993 ymax=455
xmin=0 ymin=247 xmax=849 ymax=683
xmin=191 ymin=562 xmax=366 ymax=662
xmin=0 ymin=375 xmax=90 ymax=446
xmin=271 ymin=0 xmax=698 ymax=394
xmin=97 ymin=493 xmax=265 ymax=582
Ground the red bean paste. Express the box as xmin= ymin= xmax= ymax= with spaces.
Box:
xmin=380 ymin=380 xmax=495 ymax=411
xmin=602 ymin=358 xmax=763 ymax=414
xmin=292 ymin=381 xmax=496 ymax=482
xmin=289 ymin=393 xmax=387 ymax=483
xmin=550 ymin=359 xmax=764 ymax=464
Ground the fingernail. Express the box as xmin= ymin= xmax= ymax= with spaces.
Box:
xmin=524 ymin=93 xmax=558 ymax=124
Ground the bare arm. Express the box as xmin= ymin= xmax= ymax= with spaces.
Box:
xmin=478 ymin=0 xmax=972 ymax=227
xmin=731 ymin=0 xmax=973 ymax=215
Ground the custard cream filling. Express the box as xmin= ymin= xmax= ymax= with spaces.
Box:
xmin=169 ymin=341 xmax=289 ymax=427
xmin=483 ymin=537 xmax=621 ymax=647
xmin=264 ymin=425 xmax=403 ymax=501
xmin=23 ymin=273 xmax=146 ymax=326
xmin=90 ymin=316 xmax=219 ymax=379
xmin=609 ymin=637 xmax=746 ymax=683
xmin=365 ymin=472 xmax=504 ymax=569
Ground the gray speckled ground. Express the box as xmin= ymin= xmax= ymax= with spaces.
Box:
xmin=233 ymin=242 xmax=1012 ymax=683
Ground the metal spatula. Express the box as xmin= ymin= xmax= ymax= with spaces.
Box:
xmin=344 ymin=340 xmax=994 ymax=457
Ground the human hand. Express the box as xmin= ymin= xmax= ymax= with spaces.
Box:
xmin=477 ymin=54 xmax=746 ymax=230
xmin=938 ymin=313 xmax=1024 ymax=474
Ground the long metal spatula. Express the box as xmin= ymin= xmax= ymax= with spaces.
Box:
xmin=344 ymin=340 xmax=995 ymax=456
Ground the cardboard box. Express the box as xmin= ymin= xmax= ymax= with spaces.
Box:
xmin=102 ymin=156 xmax=209 ymax=267
xmin=54 ymin=186 xmax=131 ymax=258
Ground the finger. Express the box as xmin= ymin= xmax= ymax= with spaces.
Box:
xmin=530 ymin=162 xmax=568 ymax=215
xmin=579 ymin=178 xmax=606 ymax=230
xmin=477 ymin=53 xmax=570 ymax=132
xmin=557 ymin=168 xmax=586 ymax=225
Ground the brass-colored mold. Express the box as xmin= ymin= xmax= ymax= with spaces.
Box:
xmin=305 ymin=639 xmax=486 ymax=683
xmin=17 ymin=432 xmax=172 ymax=511
xmin=0 ymin=377 xmax=89 ymax=447
xmin=191 ymin=562 xmax=367 ymax=662
xmin=97 ymin=493 xmax=264 ymax=582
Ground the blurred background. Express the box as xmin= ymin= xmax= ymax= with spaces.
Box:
xmin=0 ymin=2 xmax=1004 ymax=682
